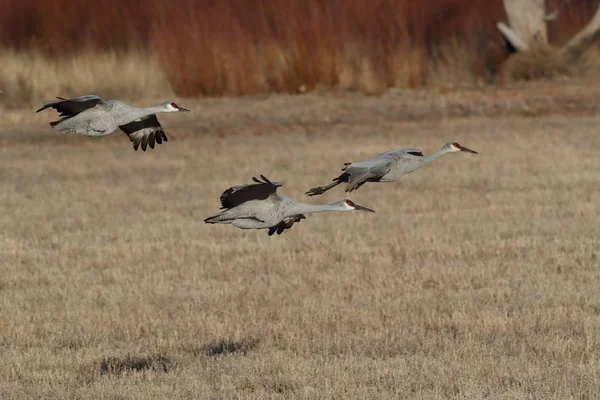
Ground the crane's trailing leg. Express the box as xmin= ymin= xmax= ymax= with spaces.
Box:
xmin=305 ymin=173 xmax=348 ymax=197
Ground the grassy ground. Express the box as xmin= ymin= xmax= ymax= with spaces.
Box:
xmin=1 ymin=91 xmax=599 ymax=399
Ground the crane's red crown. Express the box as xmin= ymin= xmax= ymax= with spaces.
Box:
xmin=453 ymin=142 xmax=461 ymax=148
xmin=171 ymin=102 xmax=178 ymax=108
xmin=345 ymin=200 xmax=355 ymax=207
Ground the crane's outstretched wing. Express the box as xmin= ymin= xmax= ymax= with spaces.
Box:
xmin=268 ymin=214 xmax=305 ymax=236
xmin=220 ymin=175 xmax=282 ymax=210
xmin=119 ymin=114 xmax=168 ymax=151
xmin=36 ymin=95 xmax=106 ymax=124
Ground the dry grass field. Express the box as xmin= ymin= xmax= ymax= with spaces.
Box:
xmin=1 ymin=88 xmax=599 ymax=399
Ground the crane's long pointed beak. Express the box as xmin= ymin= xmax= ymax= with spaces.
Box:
xmin=354 ymin=204 xmax=375 ymax=213
xmin=459 ymin=145 xmax=478 ymax=154
xmin=178 ymin=106 xmax=192 ymax=113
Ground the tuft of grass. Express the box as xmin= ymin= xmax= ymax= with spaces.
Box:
xmin=98 ymin=355 xmax=173 ymax=375
xmin=503 ymin=44 xmax=600 ymax=81
xmin=201 ymin=338 xmax=260 ymax=357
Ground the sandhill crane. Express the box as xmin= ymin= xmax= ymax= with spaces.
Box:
xmin=306 ymin=142 xmax=478 ymax=196
xmin=36 ymin=95 xmax=192 ymax=151
xmin=205 ymin=175 xmax=375 ymax=236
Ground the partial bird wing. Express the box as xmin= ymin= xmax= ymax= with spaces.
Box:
xmin=342 ymin=148 xmax=423 ymax=192
xmin=402 ymin=149 xmax=423 ymax=157
xmin=36 ymin=95 xmax=106 ymax=119
xmin=119 ymin=114 xmax=168 ymax=152
xmin=374 ymin=148 xmax=423 ymax=158
xmin=268 ymin=214 xmax=305 ymax=236
xmin=219 ymin=175 xmax=282 ymax=210
xmin=343 ymin=153 xmax=397 ymax=192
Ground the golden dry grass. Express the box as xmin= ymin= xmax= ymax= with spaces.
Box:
xmin=0 ymin=49 xmax=171 ymax=109
xmin=1 ymin=92 xmax=599 ymax=399
xmin=502 ymin=45 xmax=600 ymax=82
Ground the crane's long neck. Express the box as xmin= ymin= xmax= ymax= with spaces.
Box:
xmin=142 ymin=105 xmax=168 ymax=116
xmin=422 ymin=146 xmax=451 ymax=164
xmin=118 ymin=105 xmax=164 ymax=122
xmin=285 ymin=202 xmax=342 ymax=217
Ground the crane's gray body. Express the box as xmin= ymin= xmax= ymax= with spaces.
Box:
xmin=205 ymin=176 xmax=374 ymax=236
xmin=306 ymin=142 xmax=478 ymax=195
xmin=37 ymin=95 xmax=190 ymax=151
xmin=345 ymin=148 xmax=429 ymax=184
xmin=51 ymin=98 xmax=157 ymax=137
xmin=211 ymin=194 xmax=304 ymax=229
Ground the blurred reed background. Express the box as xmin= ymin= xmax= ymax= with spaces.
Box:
xmin=0 ymin=0 xmax=598 ymax=107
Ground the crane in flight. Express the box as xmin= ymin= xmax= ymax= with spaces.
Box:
xmin=306 ymin=142 xmax=478 ymax=196
xmin=36 ymin=95 xmax=192 ymax=151
xmin=205 ymin=175 xmax=375 ymax=236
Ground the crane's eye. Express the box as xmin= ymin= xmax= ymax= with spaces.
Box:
xmin=345 ymin=200 xmax=355 ymax=206
xmin=453 ymin=142 xmax=461 ymax=148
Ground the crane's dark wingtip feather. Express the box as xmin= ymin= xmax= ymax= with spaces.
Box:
xmin=141 ymin=135 xmax=149 ymax=151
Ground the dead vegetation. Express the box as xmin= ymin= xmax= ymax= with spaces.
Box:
xmin=1 ymin=0 xmax=600 ymax=102
xmin=0 ymin=95 xmax=599 ymax=397
xmin=502 ymin=44 xmax=600 ymax=81
xmin=201 ymin=338 xmax=260 ymax=356
xmin=98 ymin=355 xmax=173 ymax=375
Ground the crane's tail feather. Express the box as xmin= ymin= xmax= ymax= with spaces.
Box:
xmin=204 ymin=215 xmax=220 ymax=224
xmin=204 ymin=213 xmax=230 ymax=224
xmin=205 ymin=213 xmax=264 ymax=225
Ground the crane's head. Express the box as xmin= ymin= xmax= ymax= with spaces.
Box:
xmin=447 ymin=142 xmax=478 ymax=154
xmin=339 ymin=199 xmax=375 ymax=212
xmin=162 ymin=101 xmax=192 ymax=113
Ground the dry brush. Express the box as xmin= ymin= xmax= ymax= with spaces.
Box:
xmin=0 ymin=0 xmax=599 ymax=101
